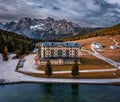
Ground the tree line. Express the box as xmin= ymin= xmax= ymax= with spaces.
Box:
xmin=0 ymin=29 xmax=37 ymax=60
xmin=63 ymin=24 xmax=120 ymax=41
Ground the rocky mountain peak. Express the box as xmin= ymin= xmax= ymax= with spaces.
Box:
xmin=3 ymin=21 xmax=16 ymax=30
xmin=2 ymin=17 xmax=82 ymax=40
xmin=46 ymin=17 xmax=54 ymax=21
xmin=0 ymin=22 xmax=3 ymax=29
xmin=14 ymin=17 xmax=32 ymax=31
xmin=19 ymin=17 xmax=32 ymax=23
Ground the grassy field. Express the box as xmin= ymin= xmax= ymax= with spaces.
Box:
xmin=100 ymin=35 xmax=120 ymax=61
xmin=17 ymin=54 xmax=116 ymax=79
xmin=37 ymin=55 xmax=113 ymax=71
xmin=74 ymin=35 xmax=120 ymax=61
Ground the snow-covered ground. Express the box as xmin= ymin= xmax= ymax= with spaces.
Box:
xmin=18 ymin=54 xmax=44 ymax=74
xmin=1 ymin=53 xmax=120 ymax=84
xmin=0 ymin=54 xmax=23 ymax=82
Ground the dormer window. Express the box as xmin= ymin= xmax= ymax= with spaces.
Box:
xmin=51 ymin=43 xmax=54 ymax=45
xmin=66 ymin=43 xmax=68 ymax=45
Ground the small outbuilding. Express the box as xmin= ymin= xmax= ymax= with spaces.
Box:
xmin=110 ymin=45 xmax=117 ymax=49
xmin=91 ymin=42 xmax=103 ymax=49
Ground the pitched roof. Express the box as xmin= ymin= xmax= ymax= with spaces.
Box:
xmin=41 ymin=42 xmax=80 ymax=47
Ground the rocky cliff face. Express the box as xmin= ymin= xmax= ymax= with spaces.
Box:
xmin=3 ymin=21 xmax=16 ymax=30
xmin=2 ymin=17 xmax=81 ymax=40
xmin=0 ymin=22 xmax=3 ymax=29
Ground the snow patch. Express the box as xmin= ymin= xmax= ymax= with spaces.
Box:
xmin=30 ymin=24 xmax=44 ymax=30
xmin=0 ymin=54 xmax=22 ymax=82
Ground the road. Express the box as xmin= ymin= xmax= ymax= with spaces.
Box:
xmin=3 ymin=75 xmax=120 ymax=84
xmin=113 ymin=38 xmax=120 ymax=48
xmin=21 ymin=77 xmax=120 ymax=84
xmin=81 ymin=44 xmax=120 ymax=69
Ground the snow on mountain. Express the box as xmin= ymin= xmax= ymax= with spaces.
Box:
xmin=30 ymin=24 xmax=44 ymax=30
xmin=1 ymin=17 xmax=84 ymax=40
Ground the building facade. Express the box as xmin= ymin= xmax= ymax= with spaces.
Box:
xmin=40 ymin=42 xmax=81 ymax=58
xmin=38 ymin=42 xmax=81 ymax=65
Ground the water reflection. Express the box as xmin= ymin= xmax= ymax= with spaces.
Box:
xmin=1 ymin=84 xmax=120 ymax=102
xmin=0 ymin=84 xmax=5 ymax=88
xmin=71 ymin=84 xmax=79 ymax=102
xmin=44 ymin=84 xmax=53 ymax=94
xmin=42 ymin=84 xmax=54 ymax=102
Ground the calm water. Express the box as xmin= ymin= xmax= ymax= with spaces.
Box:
xmin=0 ymin=83 xmax=120 ymax=102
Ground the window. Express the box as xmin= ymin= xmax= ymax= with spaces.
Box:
xmin=74 ymin=50 xmax=78 ymax=56
xmin=58 ymin=50 xmax=62 ymax=57
xmin=43 ymin=50 xmax=46 ymax=57
xmin=51 ymin=50 xmax=54 ymax=57
xmin=66 ymin=50 xmax=69 ymax=57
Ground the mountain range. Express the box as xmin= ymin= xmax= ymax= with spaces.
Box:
xmin=63 ymin=23 xmax=120 ymax=41
xmin=0 ymin=17 xmax=102 ymax=40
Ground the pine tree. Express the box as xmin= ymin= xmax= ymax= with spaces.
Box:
xmin=71 ymin=58 xmax=79 ymax=77
xmin=2 ymin=46 xmax=8 ymax=61
xmin=45 ymin=60 xmax=52 ymax=76
xmin=4 ymin=46 xmax=8 ymax=54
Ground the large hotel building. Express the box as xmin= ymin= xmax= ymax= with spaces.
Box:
xmin=38 ymin=42 xmax=81 ymax=65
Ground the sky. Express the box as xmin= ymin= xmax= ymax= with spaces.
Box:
xmin=0 ymin=0 xmax=120 ymax=27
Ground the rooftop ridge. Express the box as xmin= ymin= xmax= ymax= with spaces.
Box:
xmin=41 ymin=42 xmax=80 ymax=47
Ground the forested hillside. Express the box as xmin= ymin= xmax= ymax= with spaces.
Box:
xmin=0 ymin=29 xmax=36 ymax=54
xmin=63 ymin=24 xmax=120 ymax=41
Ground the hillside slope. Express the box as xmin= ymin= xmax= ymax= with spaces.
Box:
xmin=74 ymin=35 xmax=120 ymax=61
xmin=0 ymin=29 xmax=36 ymax=53
xmin=63 ymin=24 xmax=120 ymax=41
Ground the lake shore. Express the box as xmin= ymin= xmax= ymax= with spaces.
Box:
xmin=1 ymin=77 xmax=120 ymax=85
xmin=1 ymin=54 xmax=120 ymax=85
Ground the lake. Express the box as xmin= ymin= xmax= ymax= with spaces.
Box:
xmin=0 ymin=83 xmax=120 ymax=102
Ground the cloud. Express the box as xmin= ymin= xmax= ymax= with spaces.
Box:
xmin=104 ymin=0 xmax=120 ymax=5
xmin=0 ymin=0 xmax=120 ymax=27
xmin=85 ymin=0 xmax=101 ymax=11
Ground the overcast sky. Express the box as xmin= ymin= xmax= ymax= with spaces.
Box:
xmin=0 ymin=0 xmax=120 ymax=27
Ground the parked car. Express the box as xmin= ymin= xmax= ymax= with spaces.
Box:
xmin=18 ymin=58 xmax=25 ymax=68
xmin=20 ymin=59 xmax=25 ymax=62
xmin=19 ymin=61 xmax=23 ymax=64
xmin=18 ymin=64 xmax=23 ymax=68
xmin=0 ymin=79 xmax=5 ymax=83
